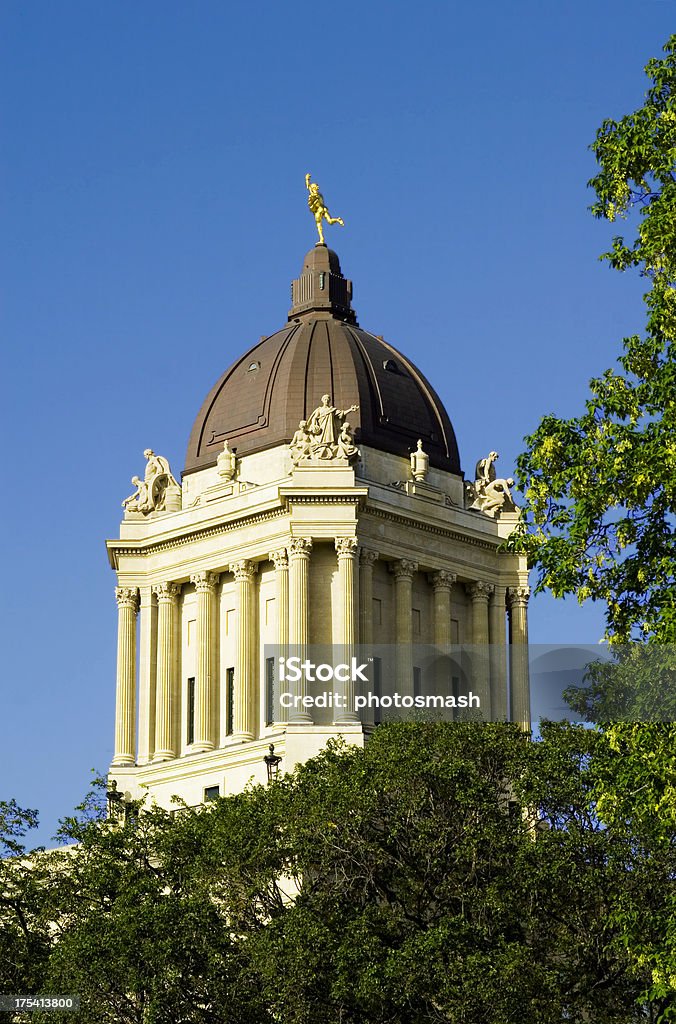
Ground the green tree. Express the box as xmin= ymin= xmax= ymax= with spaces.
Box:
xmin=510 ymin=34 xmax=676 ymax=643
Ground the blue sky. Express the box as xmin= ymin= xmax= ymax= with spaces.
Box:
xmin=2 ymin=1 xmax=672 ymax=847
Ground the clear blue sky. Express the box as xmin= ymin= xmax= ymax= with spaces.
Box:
xmin=2 ymin=2 xmax=672 ymax=847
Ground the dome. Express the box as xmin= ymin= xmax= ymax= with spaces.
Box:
xmin=184 ymin=246 xmax=462 ymax=476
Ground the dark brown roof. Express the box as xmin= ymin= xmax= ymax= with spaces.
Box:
xmin=183 ymin=246 xmax=461 ymax=476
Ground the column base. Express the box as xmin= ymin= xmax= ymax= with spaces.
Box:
xmin=287 ymin=713 xmax=313 ymax=725
xmin=232 ymin=731 xmax=255 ymax=742
xmin=333 ymin=712 xmax=361 ymax=725
xmin=190 ymin=741 xmax=215 ymax=754
xmin=152 ymin=750 xmax=175 ymax=763
xmin=111 ymin=754 xmax=135 ymax=767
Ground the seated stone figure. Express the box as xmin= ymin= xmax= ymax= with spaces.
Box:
xmin=467 ymin=451 xmax=516 ymax=517
xmin=122 ymin=449 xmax=181 ymax=514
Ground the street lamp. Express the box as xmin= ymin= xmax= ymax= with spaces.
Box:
xmin=264 ymin=744 xmax=282 ymax=784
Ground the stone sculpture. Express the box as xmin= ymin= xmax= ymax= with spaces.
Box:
xmin=122 ymin=449 xmax=182 ymax=514
xmin=410 ymin=439 xmax=430 ymax=482
xmin=217 ymin=439 xmax=237 ymax=481
xmin=289 ymin=395 xmax=360 ymax=464
xmin=466 ymin=450 xmax=516 ymax=517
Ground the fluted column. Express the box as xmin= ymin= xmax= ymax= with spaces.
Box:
xmin=288 ymin=538 xmax=313 ymax=723
xmin=137 ymin=587 xmax=157 ymax=766
xmin=270 ymin=549 xmax=289 ymax=724
xmin=190 ymin=571 xmax=220 ymax=751
xmin=152 ymin=582 xmax=180 ymax=762
xmin=232 ymin=561 xmax=257 ymax=741
xmin=359 ymin=549 xmax=378 ymax=646
xmin=430 ymin=571 xmax=456 ymax=701
xmin=113 ymin=587 xmax=139 ymax=766
xmin=508 ymin=586 xmax=531 ymax=731
xmin=489 ymin=585 xmax=508 ymax=720
xmin=389 ymin=559 xmax=418 ymax=698
xmin=467 ymin=582 xmax=494 ymax=717
xmin=335 ymin=537 xmax=360 ymax=723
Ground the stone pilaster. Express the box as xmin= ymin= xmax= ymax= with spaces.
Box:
xmin=113 ymin=587 xmax=139 ymax=767
xmin=288 ymin=538 xmax=313 ymax=723
xmin=334 ymin=537 xmax=360 ymax=724
xmin=270 ymin=549 xmax=289 ymax=724
xmin=231 ymin=560 xmax=257 ymax=741
xmin=389 ymin=559 xmax=418 ymax=698
xmin=430 ymin=571 xmax=456 ymax=702
xmin=507 ymin=586 xmax=531 ymax=731
xmin=152 ymin=581 xmax=180 ymax=762
xmin=489 ymin=585 xmax=508 ymax=721
xmin=136 ymin=587 xmax=157 ymax=766
xmin=190 ymin=571 xmax=220 ymax=752
xmin=466 ymin=581 xmax=494 ymax=716
xmin=359 ymin=549 xmax=378 ymax=646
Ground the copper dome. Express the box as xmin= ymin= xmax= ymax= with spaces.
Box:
xmin=184 ymin=246 xmax=461 ymax=476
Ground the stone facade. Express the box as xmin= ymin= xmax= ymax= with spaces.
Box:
xmin=108 ymin=442 xmax=529 ymax=809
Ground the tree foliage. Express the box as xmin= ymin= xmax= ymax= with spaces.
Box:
xmin=3 ymin=725 xmax=672 ymax=1023
xmin=509 ymin=35 xmax=676 ymax=642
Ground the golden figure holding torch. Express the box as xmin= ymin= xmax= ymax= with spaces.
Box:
xmin=305 ymin=173 xmax=344 ymax=245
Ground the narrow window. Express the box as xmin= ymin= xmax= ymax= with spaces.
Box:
xmin=413 ymin=666 xmax=422 ymax=699
xmin=226 ymin=667 xmax=234 ymax=736
xmin=187 ymin=677 xmax=195 ymax=745
xmin=373 ymin=656 xmax=382 ymax=726
xmin=265 ymin=656 xmax=275 ymax=726
xmin=452 ymin=675 xmax=460 ymax=702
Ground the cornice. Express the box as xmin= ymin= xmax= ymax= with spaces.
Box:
xmin=107 ymin=506 xmax=289 ymax=567
xmin=363 ymin=505 xmax=500 ymax=552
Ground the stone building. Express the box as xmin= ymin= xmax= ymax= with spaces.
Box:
xmin=107 ymin=244 xmax=529 ymax=808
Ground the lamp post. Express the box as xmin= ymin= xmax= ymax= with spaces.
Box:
xmin=264 ymin=744 xmax=282 ymax=784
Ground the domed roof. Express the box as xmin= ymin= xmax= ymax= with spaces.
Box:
xmin=184 ymin=246 xmax=461 ymax=476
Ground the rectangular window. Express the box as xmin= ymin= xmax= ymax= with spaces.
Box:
xmin=373 ymin=656 xmax=382 ymax=726
xmin=452 ymin=676 xmax=460 ymax=702
xmin=204 ymin=786 xmax=220 ymax=801
xmin=265 ymin=656 xmax=275 ymax=726
xmin=412 ymin=608 xmax=421 ymax=635
xmin=413 ymin=666 xmax=422 ymax=699
xmin=226 ymin=667 xmax=234 ymax=736
xmin=187 ymin=677 xmax=195 ymax=745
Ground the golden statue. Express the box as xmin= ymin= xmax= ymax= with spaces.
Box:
xmin=305 ymin=173 xmax=344 ymax=245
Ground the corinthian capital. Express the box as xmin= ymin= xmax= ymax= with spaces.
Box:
xmin=115 ymin=586 xmax=140 ymax=611
xmin=288 ymin=538 xmax=313 ymax=558
xmin=269 ymin=548 xmax=289 ymax=570
xmin=466 ymin=581 xmax=495 ymax=602
xmin=152 ymin=581 xmax=181 ymax=604
xmin=335 ymin=537 xmax=359 ymax=558
xmin=190 ymin=571 xmax=220 ymax=593
xmin=389 ymin=559 xmax=418 ymax=581
xmin=359 ymin=548 xmax=379 ymax=568
xmin=429 ymin=570 xmax=457 ymax=591
xmin=507 ymin=586 xmax=530 ymax=609
xmin=230 ymin=560 xmax=257 ymax=582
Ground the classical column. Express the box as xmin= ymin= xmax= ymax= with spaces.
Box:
xmin=288 ymin=538 xmax=313 ymax=723
xmin=389 ymin=559 xmax=418 ymax=698
xmin=152 ymin=581 xmax=180 ymax=762
xmin=269 ymin=549 xmax=289 ymax=724
xmin=190 ymin=571 xmax=220 ymax=752
xmin=334 ymin=537 xmax=360 ymax=724
xmin=359 ymin=549 xmax=378 ymax=647
xmin=231 ymin=560 xmax=257 ymax=741
xmin=507 ymin=586 xmax=531 ymax=731
xmin=136 ymin=586 xmax=157 ymax=766
xmin=466 ymin=582 xmax=494 ymax=717
xmin=430 ymin=571 xmax=456 ymax=701
xmin=113 ymin=587 xmax=139 ymax=767
xmin=489 ymin=585 xmax=508 ymax=721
